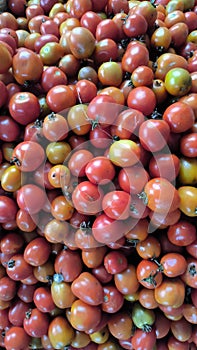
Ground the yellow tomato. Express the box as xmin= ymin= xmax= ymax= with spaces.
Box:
xmin=178 ymin=186 xmax=197 ymax=217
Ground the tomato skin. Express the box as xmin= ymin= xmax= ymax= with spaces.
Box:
xmin=139 ymin=119 xmax=170 ymax=152
xmin=122 ymin=43 xmax=149 ymax=74
xmin=23 ymin=308 xmax=49 ymax=338
xmin=154 ymin=277 xmax=185 ymax=308
xmin=178 ymin=157 xmax=197 ymax=185
xmin=70 ymin=299 xmax=102 ymax=332
xmin=72 ymin=181 xmax=104 ymax=215
xmin=149 ymin=153 xmax=180 ymax=182
xmin=0 ymin=196 xmax=17 ymax=223
xmin=12 ymin=141 xmax=45 ymax=172
xmin=167 ymin=220 xmax=196 ymax=246
xmin=104 ymin=251 xmax=128 ymax=275
xmin=4 ymin=326 xmax=30 ymax=350
xmin=48 ymin=315 xmax=75 ymax=349
xmin=92 ymin=214 xmax=127 ymax=245
xmin=85 ymin=157 xmax=116 ymax=185
xmin=16 ymin=184 xmax=47 ymax=215
xmin=109 ymin=139 xmax=141 ymax=168
xmin=24 ymin=237 xmax=51 ymax=266
xmin=102 ymin=284 xmax=124 ymax=313
xmin=178 ymin=186 xmax=197 ymax=217
xmin=144 ymin=177 xmax=180 ymax=214
xmin=127 ymin=86 xmax=156 ymax=116
xmin=160 ymin=253 xmax=187 ymax=277
xmin=181 ymin=257 xmax=197 ymax=288
xmin=71 ymin=272 xmax=104 ymax=306
xmin=180 ymin=133 xmax=197 ymax=158
xmin=54 ymin=249 xmax=83 ymax=283
xmin=102 ymin=190 xmax=131 ymax=220
xmin=132 ymin=328 xmax=156 ymax=350
xmin=136 ymin=260 xmax=163 ymax=289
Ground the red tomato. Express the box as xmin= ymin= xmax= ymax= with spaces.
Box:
xmin=104 ymin=250 xmax=128 ymax=274
xmin=0 ymin=196 xmax=17 ymax=223
xmin=9 ymin=92 xmax=40 ymax=125
xmin=16 ymin=184 xmax=47 ymax=215
xmin=102 ymin=190 xmax=131 ymax=220
xmin=71 ymin=272 xmax=104 ymax=306
xmin=11 ymin=141 xmax=45 ymax=172
xmin=127 ymin=86 xmax=156 ymax=116
xmin=4 ymin=327 xmax=30 ymax=350
xmin=72 ymin=181 xmax=104 ymax=215
xmin=23 ymin=308 xmax=49 ymax=338
xmin=139 ymin=119 xmax=170 ymax=152
xmin=85 ymin=157 xmax=116 ymax=185
xmin=132 ymin=328 xmax=156 ymax=350
xmin=70 ymin=299 xmax=102 ymax=332
xmin=92 ymin=213 xmax=127 ymax=245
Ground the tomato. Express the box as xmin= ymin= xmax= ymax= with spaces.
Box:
xmin=137 ymin=259 xmax=163 ymax=289
xmin=0 ymin=275 xmax=17 ymax=301
xmin=163 ymin=102 xmax=195 ymax=133
xmin=82 ymin=246 xmax=108 ymax=269
xmin=167 ymin=219 xmax=196 ymax=246
xmin=67 ymin=104 xmax=91 ymax=135
xmin=144 ymin=177 xmax=180 ymax=214
xmin=118 ymin=164 xmax=149 ymax=195
xmin=46 ymin=141 xmax=71 ymax=164
xmin=167 ymin=336 xmax=190 ymax=350
xmin=149 ymin=153 xmax=180 ymax=182
xmin=122 ymin=42 xmax=149 ymax=75
xmin=107 ymin=311 xmax=132 ymax=341
xmin=87 ymin=95 xmax=122 ymax=128
xmin=132 ymin=328 xmax=156 ymax=350
xmin=70 ymin=299 xmax=102 ymax=332
xmin=48 ymin=315 xmax=74 ymax=348
xmin=102 ymin=284 xmax=124 ymax=313
xmin=71 ymin=272 xmax=104 ymax=306
xmin=0 ymin=42 xmax=12 ymax=74
xmin=1 ymin=165 xmax=21 ymax=192
xmin=76 ymin=79 xmax=97 ymax=103
xmin=180 ymin=133 xmax=197 ymax=158
xmin=160 ymin=253 xmax=187 ymax=277
xmin=98 ymin=61 xmax=123 ymax=87
xmin=11 ymin=141 xmax=45 ymax=172
xmin=16 ymin=184 xmax=47 ymax=214
xmin=182 ymin=303 xmax=197 ymax=325
xmin=23 ymin=307 xmax=49 ymax=338
xmin=92 ymin=213 xmax=127 ymax=245
xmin=171 ymin=317 xmax=192 ymax=342
xmin=0 ymin=114 xmax=20 ymax=142
xmin=136 ymin=235 xmax=161 ymax=259
xmin=139 ymin=119 xmax=170 ymax=152
xmin=6 ymin=253 xmax=33 ymax=281
xmin=164 ymin=67 xmax=192 ymax=96
xmin=46 ymin=85 xmax=76 ymax=113
xmin=0 ymin=196 xmax=17 ymax=223
xmin=181 ymin=257 xmax=197 ymax=288
xmin=54 ymin=248 xmax=83 ymax=282
xmin=51 ymin=280 xmax=76 ymax=309
xmin=178 ymin=186 xmax=197 ymax=217
xmin=4 ymin=326 xmax=30 ymax=350
xmin=8 ymin=91 xmax=40 ymax=125
xmin=154 ymin=277 xmax=185 ymax=308
xmin=155 ymin=53 xmax=188 ymax=80
xmin=109 ymin=139 xmax=141 ymax=167
xmin=12 ymin=48 xmax=43 ymax=85
xmin=68 ymin=27 xmax=95 ymax=59
xmin=24 ymin=237 xmax=51 ymax=267
xmin=104 ymin=250 xmax=127 ymax=275
xmin=93 ymin=38 xmax=118 ymax=65
xmin=127 ymin=86 xmax=156 ymax=116
xmin=102 ymin=190 xmax=131 ymax=220
xmin=123 ymin=13 xmax=148 ymax=37
xmin=132 ymin=302 xmax=155 ymax=332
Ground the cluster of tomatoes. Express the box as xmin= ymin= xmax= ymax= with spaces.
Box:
xmin=0 ymin=0 xmax=197 ymax=349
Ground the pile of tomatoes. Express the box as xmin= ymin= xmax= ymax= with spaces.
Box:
xmin=0 ymin=0 xmax=197 ymax=349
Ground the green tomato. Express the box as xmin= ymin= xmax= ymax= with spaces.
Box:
xmin=164 ymin=68 xmax=192 ymax=97
xmin=131 ymin=302 xmax=155 ymax=332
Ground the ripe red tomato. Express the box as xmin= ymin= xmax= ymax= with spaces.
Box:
xmin=71 ymin=272 xmax=104 ymax=306
xmin=70 ymin=299 xmax=102 ymax=332
xmin=104 ymin=250 xmax=128 ymax=274
xmin=16 ymin=184 xmax=47 ymax=215
xmin=11 ymin=141 xmax=45 ymax=172
xmin=72 ymin=181 xmax=104 ymax=215
xmin=139 ymin=119 xmax=170 ymax=152
xmin=4 ymin=326 xmax=30 ymax=350
xmin=127 ymin=86 xmax=156 ymax=116
xmin=132 ymin=328 xmax=156 ymax=350
xmin=0 ymin=196 xmax=17 ymax=223
xmin=23 ymin=307 xmax=49 ymax=337
xmin=85 ymin=156 xmax=116 ymax=185
xmin=92 ymin=213 xmax=127 ymax=245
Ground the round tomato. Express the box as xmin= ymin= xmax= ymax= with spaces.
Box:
xmin=178 ymin=186 xmax=197 ymax=217
xmin=127 ymin=86 xmax=156 ymax=116
xmin=71 ymin=272 xmax=104 ymax=306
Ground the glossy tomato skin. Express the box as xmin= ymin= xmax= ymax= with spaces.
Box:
xmin=16 ymin=184 xmax=47 ymax=215
xmin=0 ymin=196 xmax=17 ymax=223
xmin=160 ymin=253 xmax=187 ymax=277
xmin=11 ymin=141 xmax=45 ymax=172
xmin=54 ymin=249 xmax=83 ymax=283
xmin=154 ymin=277 xmax=185 ymax=308
xmin=4 ymin=326 xmax=30 ymax=350
xmin=23 ymin=308 xmax=49 ymax=337
xmin=178 ymin=186 xmax=197 ymax=217
xmin=70 ymin=299 xmax=102 ymax=332
xmin=72 ymin=181 xmax=104 ymax=215
xmin=132 ymin=328 xmax=156 ymax=350
xmin=102 ymin=190 xmax=131 ymax=220
xmin=102 ymin=284 xmax=124 ymax=313
xmin=24 ymin=237 xmax=51 ymax=266
xmin=104 ymin=250 xmax=128 ymax=275
xmin=9 ymin=92 xmax=40 ymax=125
xmin=6 ymin=253 xmax=33 ymax=281
xmin=139 ymin=119 xmax=170 ymax=152
xmin=92 ymin=213 xmax=127 ymax=245
xmin=48 ymin=315 xmax=75 ymax=349
xmin=127 ymin=86 xmax=156 ymax=116
xmin=85 ymin=157 xmax=116 ymax=185
xmin=71 ymin=272 xmax=104 ymax=306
